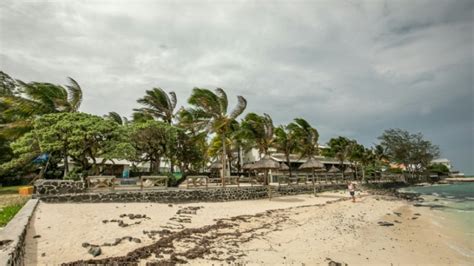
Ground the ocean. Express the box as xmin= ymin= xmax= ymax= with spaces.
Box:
xmin=400 ymin=182 xmax=474 ymax=258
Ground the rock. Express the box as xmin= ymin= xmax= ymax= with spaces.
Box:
xmin=33 ymin=235 xmax=41 ymax=239
xmin=328 ymin=260 xmax=347 ymax=266
xmin=168 ymin=204 xmax=173 ymax=207
xmin=81 ymin=242 xmax=90 ymax=248
xmin=132 ymin=238 xmax=141 ymax=243
xmin=88 ymin=246 xmax=101 ymax=257
xmin=411 ymin=217 xmax=418 ymax=220
xmin=414 ymin=213 xmax=421 ymax=216
xmin=378 ymin=221 xmax=395 ymax=226
xmin=41 ymin=252 xmax=46 ymax=257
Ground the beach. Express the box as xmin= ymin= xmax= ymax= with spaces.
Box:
xmin=24 ymin=190 xmax=472 ymax=265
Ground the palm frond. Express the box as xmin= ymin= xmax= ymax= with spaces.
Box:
xmin=229 ymin=96 xmax=247 ymax=120
xmin=215 ymin=88 xmax=228 ymax=115
xmin=188 ymin=88 xmax=221 ymax=116
xmin=106 ymin=112 xmax=123 ymax=125
xmin=66 ymin=77 xmax=83 ymax=112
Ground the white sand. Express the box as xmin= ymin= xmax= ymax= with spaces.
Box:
xmin=24 ymin=191 xmax=472 ymax=265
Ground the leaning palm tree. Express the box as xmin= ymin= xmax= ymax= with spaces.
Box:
xmin=134 ymin=88 xmax=177 ymax=124
xmin=273 ymin=125 xmax=298 ymax=177
xmin=0 ymin=77 xmax=83 ymax=139
xmin=188 ymin=88 xmax=247 ymax=184
xmin=288 ymin=118 xmax=319 ymax=158
xmin=241 ymin=113 xmax=274 ymax=157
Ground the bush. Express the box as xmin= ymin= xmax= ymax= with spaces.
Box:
xmin=64 ymin=168 xmax=82 ymax=181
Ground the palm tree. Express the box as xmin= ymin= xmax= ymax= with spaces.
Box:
xmin=288 ymin=118 xmax=319 ymax=158
xmin=273 ymin=125 xmax=298 ymax=177
xmin=325 ymin=136 xmax=357 ymax=178
xmin=241 ymin=113 xmax=274 ymax=156
xmin=0 ymin=77 xmax=83 ymax=177
xmin=188 ymin=88 xmax=247 ymax=184
xmin=105 ymin=112 xmax=128 ymax=125
xmin=1 ymin=77 xmax=83 ymax=137
xmin=134 ymin=88 xmax=177 ymax=124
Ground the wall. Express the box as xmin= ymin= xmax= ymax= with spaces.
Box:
xmin=34 ymin=180 xmax=86 ymax=195
xmin=34 ymin=180 xmax=346 ymax=203
xmin=0 ymin=199 xmax=39 ymax=266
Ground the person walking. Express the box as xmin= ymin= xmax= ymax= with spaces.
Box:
xmin=348 ymin=181 xmax=356 ymax=202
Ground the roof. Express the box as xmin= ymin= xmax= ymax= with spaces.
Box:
xmin=299 ymin=157 xmax=324 ymax=170
xmin=431 ymin=158 xmax=451 ymax=163
xmin=252 ymin=155 xmax=280 ymax=170
xmin=269 ymin=153 xmax=350 ymax=164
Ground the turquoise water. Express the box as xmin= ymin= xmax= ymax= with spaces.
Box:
xmin=401 ymin=183 xmax=474 ymax=223
xmin=401 ymin=183 xmax=474 ymax=257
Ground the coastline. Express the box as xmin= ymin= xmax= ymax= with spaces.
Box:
xmin=25 ymin=190 xmax=472 ymax=265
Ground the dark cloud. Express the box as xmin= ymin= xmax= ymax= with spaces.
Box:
xmin=0 ymin=0 xmax=472 ymax=173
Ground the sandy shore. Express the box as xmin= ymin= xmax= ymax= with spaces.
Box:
xmin=25 ymin=190 xmax=472 ymax=265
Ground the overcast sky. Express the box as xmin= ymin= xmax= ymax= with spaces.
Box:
xmin=1 ymin=0 xmax=473 ymax=174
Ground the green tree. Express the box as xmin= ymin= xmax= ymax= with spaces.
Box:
xmin=324 ymin=136 xmax=357 ymax=177
xmin=127 ymin=120 xmax=178 ymax=174
xmin=188 ymin=88 xmax=247 ymax=183
xmin=273 ymin=125 xmax=298 ymax=176
xmin=288 ymin=118 xmax=319 ymax=158
xmin=134 ymin=88 xmax=177 ymax=124
xmin=428 ymin=163 xmax=450 ymax=175
xmin=173 ymin=130 xmax=207 ymax=174
xmin=378 ymin=128 xmax=440 ymax=181
xmin=241 ymin=113 xmax=274 ymax=157
xmin=3 ymin=113 xmax=129 ymax=178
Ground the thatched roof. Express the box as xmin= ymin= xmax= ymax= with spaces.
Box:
xmin=344 ymin=167 xmax=354 ymax=173
xmin=209 ymin=161 xmax=223 ymax=169
xmin=242 ymin=163 xmax=254 ymax=170
xmin=279 ymin=163 xmax=289 ymax=171
xmin=298 ymin=157 xmax=324 ymax=170
xmin=328 ymin=165 xmax=340 ymax=173
xmin=252 ymin=155 xmax=280 ymax=170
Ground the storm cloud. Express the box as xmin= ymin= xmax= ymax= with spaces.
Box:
xmin=1 ymin=0 xmax=473 ymax=173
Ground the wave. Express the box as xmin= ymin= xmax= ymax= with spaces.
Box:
xmin=446 ymin=242 xmax=474 ymax=258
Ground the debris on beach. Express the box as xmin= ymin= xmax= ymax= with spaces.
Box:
xmin=102 ymin=213 xmax=150 ymax=227
xmin=377 ymin=221 xmax=395 ymax=226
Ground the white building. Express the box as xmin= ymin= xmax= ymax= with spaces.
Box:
xmin=430 ymin=158 xmax=452 ymax=171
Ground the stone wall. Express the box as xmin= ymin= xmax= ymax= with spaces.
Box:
xmin=0 ymin=199 xmax=39 ymax=266
xmin=34 ymin=180 xmax=86 ymax=195
xmin=35 ymin=183 xmax=347 ymax=203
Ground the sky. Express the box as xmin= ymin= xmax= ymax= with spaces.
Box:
xmin=0 ymin=0 xmax=473 ymax=174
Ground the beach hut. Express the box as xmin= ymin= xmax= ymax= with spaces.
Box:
xmin=252 ymin=155 xmax=280 ymax=185
xmin=298 ymin=157 xmax=325 ymax=183
xmin=209 ymin=161 xmax=223 ymax=170
xmin=328 ymin=165 xmax=341 ymax=183
xmin=344 ymin=167 xmax=355 ymax=180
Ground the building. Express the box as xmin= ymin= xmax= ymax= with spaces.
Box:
xmin=430 ymin=158 xmax=452 ymax=171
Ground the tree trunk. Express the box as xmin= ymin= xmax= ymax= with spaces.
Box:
xmin=237 ymin=145 xmax=242 ymax=173
xmin=221 ymin=133 xmax=226 ymax=186
xmin=170 ymin=160 xmax=174 ymax=174
xmin=362 ymin=167 xmax=366 ymax=183
xmin=63 ymin=152 xmax=69 ymax=178
xmin=286 ymin=152 xmax=292 ymax=177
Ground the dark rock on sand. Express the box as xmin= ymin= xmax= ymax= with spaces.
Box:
xmin=378 ymin=221 xmax=395 ymax=226
xmin=88 ymin=247 xmax=101 ymax=257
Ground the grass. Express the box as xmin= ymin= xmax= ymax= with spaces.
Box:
xmin=0 ymin=185 xmax=23 ymax=195
xmin=0 ymin=204 xmax=24 ymax=227
xmin=0 ymin=185 xmax=31 ymax=226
